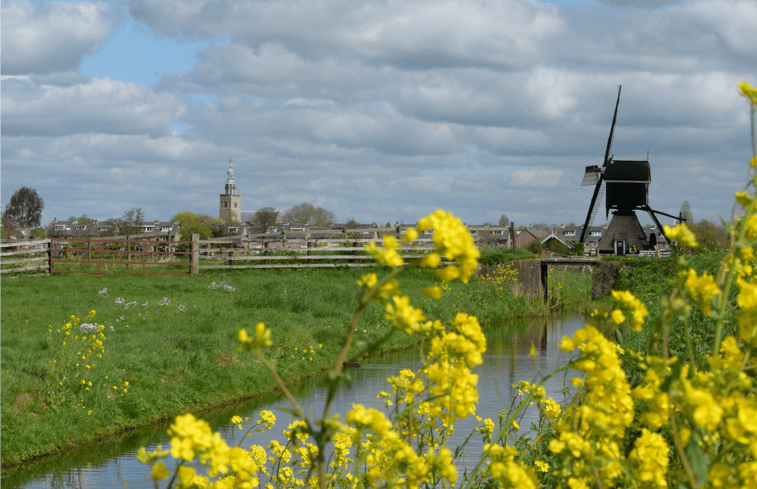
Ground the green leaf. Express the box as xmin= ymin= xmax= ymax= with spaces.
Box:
xmin=685 ymin=431 xmax=710 ymax=487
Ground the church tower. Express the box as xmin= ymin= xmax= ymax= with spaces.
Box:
xmin=220 ymin=158 xmax=242 ymax=221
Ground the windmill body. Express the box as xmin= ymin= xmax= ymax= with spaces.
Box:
xmin=579 ymin=86 xmax=676 ymax=255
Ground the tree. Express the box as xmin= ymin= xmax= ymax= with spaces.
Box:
xmin=4 ymin=187 xmax=44 ymax=228
xmin=99 ymin=217 xmax=121 ymax=237
xmin=284 ymin=203 xmax=336 ymax=228
xmin=248 ymin=207 xmax=279 ymax=233
xmin=172 ymin=211 xmax=213 ymax=241
xmin=498 ymin=214 xmax=510 ymax=226
xmin=120 ymin=207 xmax=145 ymax=237
xmin=526 ymin=240 xmax=543 ymax=255
xmin=202 ymin=214 xmax=229 ymax=238
xmin=1 ymin=211 xmax=19 ymax=239
xmin=688 ymin=219 xmax=729 ymax=252
xmin=70 ymin=214 xmax=97 ymax=224
xmin=345 ymin=218 xmax=361 ymax=229
xmin=680 ymin=201 xmax=694 ymax=223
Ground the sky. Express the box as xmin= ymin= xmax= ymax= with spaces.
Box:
xmin=2 ymin=0 xmax=756 ymax=229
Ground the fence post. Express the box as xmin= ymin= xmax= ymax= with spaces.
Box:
xmin=47 ymin=239 xmax=53 ymax=276
xmin=191 ymin=234 xmax=199 ymax=275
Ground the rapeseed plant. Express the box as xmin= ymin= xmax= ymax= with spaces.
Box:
xmin=47 ymin=310 xmax=108 ymax=413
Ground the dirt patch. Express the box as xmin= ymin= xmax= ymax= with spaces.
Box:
xmin=11 ymin=391 xmax=47 ymax=419
xmin=214 ymin=352 xmax=241 ymax=368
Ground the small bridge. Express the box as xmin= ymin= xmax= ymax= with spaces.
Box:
xmin=540 ymin=257 xmax=603 ymax=301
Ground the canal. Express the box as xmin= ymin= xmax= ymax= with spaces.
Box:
xmin=5 ymin=315 xmax=584 ymax=488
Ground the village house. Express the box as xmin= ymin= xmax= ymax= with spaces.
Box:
xmin=540 ymin=232 xmax=575 ymax=255
xmin=514 ymin=228 xmax=550 ymax=248
xmin=558 ymin=223 xmax=670 ymax=256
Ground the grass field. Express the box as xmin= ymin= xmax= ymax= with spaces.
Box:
xmin=1 ymin=262 xmax=591 ymax=466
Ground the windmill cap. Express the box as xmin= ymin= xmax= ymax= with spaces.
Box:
xmin=603 ymin=160 xmax=650 ymax=183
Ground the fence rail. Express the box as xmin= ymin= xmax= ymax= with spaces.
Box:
xmin=195 ymin=237 xmax=437 ymax=271
xmin=0 ymin=239 xmax=50 ymax=275
xmin=49 ymin=237 xmax=193 ymax=276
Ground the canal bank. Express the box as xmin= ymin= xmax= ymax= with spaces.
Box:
xmin=5 ymin=315 xmax=586 ymax=488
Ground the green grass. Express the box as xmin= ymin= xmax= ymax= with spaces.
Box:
xmin=596 ymin=252 xmax=733 ymax=365
xmin=478 ymin=247 xmax=538 ymax=265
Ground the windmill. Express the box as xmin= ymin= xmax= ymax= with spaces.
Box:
xmin=579 ymin=85 xmax=682 ymax=255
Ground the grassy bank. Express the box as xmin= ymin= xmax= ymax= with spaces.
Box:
xmin=1 ymin=263 xmax=591 ymax=466
xmin=596 ymin=251 xmax=731 ymax=358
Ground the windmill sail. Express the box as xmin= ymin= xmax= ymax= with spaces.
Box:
xmin=581 ymin=165 xmax=601 ymax=186
xmin=579 ymin=85 xmax=622 ymax=244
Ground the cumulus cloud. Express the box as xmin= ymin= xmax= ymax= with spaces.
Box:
xmin=130 ymin=0 xmax=565 ymax=69
xmin=3 ymin=77 xmax=188 ymax=137
xmin=510 ymin=169 xmax=565 ymax=188
xmin=2 ymin=0 xmax=118 ymax=75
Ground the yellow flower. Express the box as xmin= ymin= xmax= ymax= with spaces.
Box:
xmin=610 ymin=309 xmax=626 ymax=325
xmin=664 ymin=223 xmax=698 ymax=247
xmin=357 ymin=272 xmax=378 ymax=291
xmin=611 ymin=290 xmax=649 ymax=331
xmin=425 ymin=447 xmax=457 ymax=483
xmin=403 ymin=227 xmax=418 ymax=244
xmin=482 ymin=418 xmax=495 ymax=435
xmin=683 ymin=269 xmax=720 ymax=315
xmin=151 ymin=461 xmax=170 ymax=481
xmin=365 ymin=235 xmax=404 ymax=267
xmin=736 ymin=277 xmax=757 ymax=335
xmin=418 ymin=209 xmax=480 ymax=283
xmin=542 ymin=398 xmax=561 ymax=420
xmin=737 ymin=82 xmax=757 ymax=105
xmin=558 ymin=335 xmax=576 ymax=351
xmin=238 ymin=322 xmax=273 ymax=351
xmin=384 ymin=295 xmax=427 ymax=335
xmin=628 ymin=429 xmax=668 ymax=487
xmin=420 ymin=252 xmax=441 ymax=269
xmin=347 ymin=404 xmax=392 ymax=437
xmin=422 ymin=286 xmax=443 ymax=299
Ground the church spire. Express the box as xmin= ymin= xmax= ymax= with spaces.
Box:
xmin=225 ymin=156 xmax=236 ymax=195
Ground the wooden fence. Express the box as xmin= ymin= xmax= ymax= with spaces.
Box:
xmin=1 ymin=236 xmax=438 ymax=275
xmin=0 ymin=239 xmax=50 ymax=274
xmin=195 ymin=236 xmax=437 ymax=271
xmin=49 ymin=237 xmax=193 ymax=276
xmin=1 ymin=238 xmax=193 ymax=276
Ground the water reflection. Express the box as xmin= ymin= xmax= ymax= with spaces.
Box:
xmin=6 ymin=316 xmax=584 ymax=488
